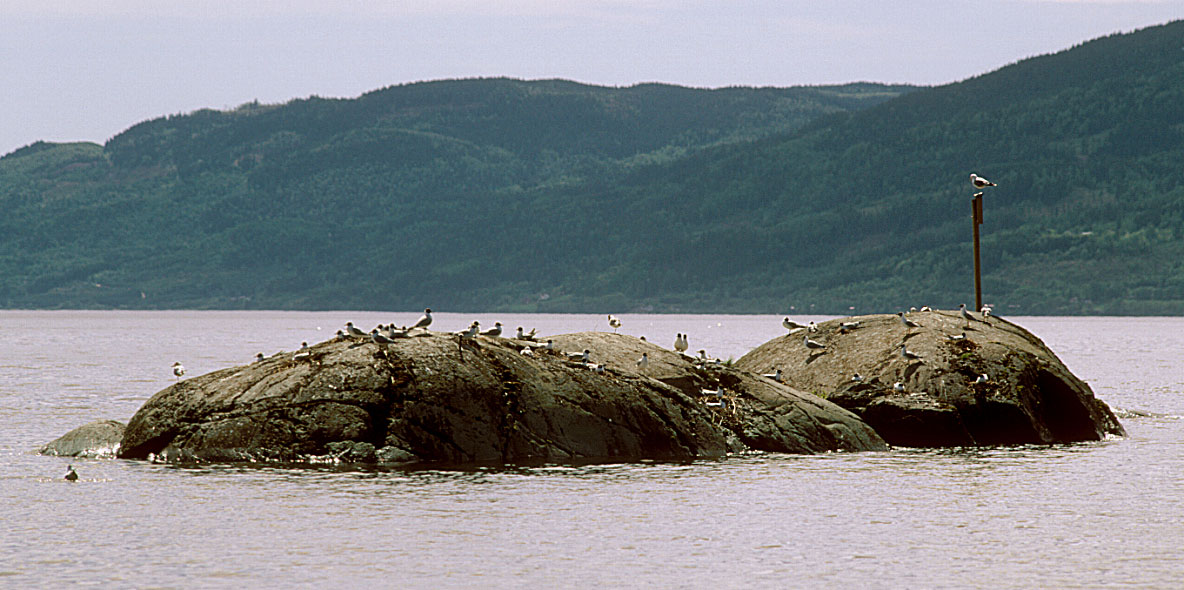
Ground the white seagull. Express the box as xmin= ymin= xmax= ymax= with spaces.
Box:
xmin=980 ymin=306 xmax=992 ymax=318
xmin=345 ymin=322 xmax=368 ymax=338
xmin=803 ymin=335 xmax=826 ymax=350
xmin=974 ymin=374 xmax=990 ymax=384
xmin=371 ymin=329 xmax=397 ymax=344
xmin=852 ymin=373 xmax=863 ymax=382
xmin=900 ymin=344 xmax=921 ymax=361
xmin=970 ymin=173 xmax=997 ymax=188
xmin=898 ymin=312 xmax=920 ymax=329
xmin=607 ymin=315 xmax=622 ymax=332
xmin=839 ymin=321 xmax=861 ymax=333
xmin=674 ymin=333 xmax=689 ymax=354
xmin=481 ymin=322 xmax=503 ymax=337
xmin=255 ymin=352 xmax=265 ymax=362
xmin=516 ymin=326 xmax=537 ymax=341
xmin=566 ymin=349 xmax=591 ymax=363
xmin=636 ymin=352 xmax=649 ymax=369
xmin=807 ymin=321 xmax=818 ymax=333
xmin=411 ymin=308 xmax=433 ymax=330
xmin=782 ymin=317 xmax=806 ymax=331
xmin=172 ymin=362 xmax=185 ymax=380
xmin=458 ymin=321 xmax=480 ymax=339
xmin=762 ymin=368 xmax=783 ymax=383
xmin=893 ymin=382 xmax=905 ymax=392
xmin=959 ymin=303 xmax=975 ymax=324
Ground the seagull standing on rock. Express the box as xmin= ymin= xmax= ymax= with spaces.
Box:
xmin=345 ymin=322 xmax=368 ymax=338
xmin=900 ymin=343 xmax=921 ymax=361
xmin=608 ymin=315 xmax=622 ymax=333
xmin=783 ymin=317 xmax=805 ymax=331
xmin=762 ymin=368 xmax=783 ymax=383
xmin=411 ymin=308 xmax=433 ymax=331
xmin=172 ymin=362 xmax=185 ymax=380
xmin=803 ymin=335 xmax=826 ymax=350
xmin=636 ymin=352 xmax=649 ymax=369
xmin=959 ymin=303 xmax=976 ymax=326
xmin=898 ymin=312 xmax=920 ymax=329
xmin=970 ymin=173 xmax=997 ymax=188
xmin=481 ymin=322 xmax=503 ymax=337
xmin=566 ymin=349 xmax=591 ymax=363
xmin=674 ymin=333 xmax=689 ymax=354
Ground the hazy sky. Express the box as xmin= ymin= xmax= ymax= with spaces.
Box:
xmin=2 ymin=0 xmax=1181 ymax=155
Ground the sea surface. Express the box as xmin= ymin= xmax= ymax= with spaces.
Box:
xmin=1 ymin=311 xmax=1181 ymax=589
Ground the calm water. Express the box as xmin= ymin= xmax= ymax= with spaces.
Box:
xmin=2 ymin=311 xmax=1182 ymax=589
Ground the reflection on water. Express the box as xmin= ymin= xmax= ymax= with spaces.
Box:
xmin=2 ymin=312 xmax=1183 ymax=588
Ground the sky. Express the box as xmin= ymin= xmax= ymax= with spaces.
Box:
xmin=2 ymin=0 xmax=1182 ymax=156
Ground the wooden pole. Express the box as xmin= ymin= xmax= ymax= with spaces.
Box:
xmin=972 ymin=193 xmax=983 ymax=311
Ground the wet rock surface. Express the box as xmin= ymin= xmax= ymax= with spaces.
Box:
xmin=736 ymin=311 xmax=1126 ymax=447
xmin=114 ymin=330 xmax=883 ymax=466
xmin=39 ymin=419 xmax=126 ymax=458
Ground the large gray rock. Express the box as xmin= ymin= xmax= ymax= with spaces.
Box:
xmin=737 ymin=311 xmax=1125 ymax=447
xmin=113 ymin=329 xmax=884 ymax=466
xmin=39 ymin=419 xmax=125 ymax=458
xmin=550 ymin=332 xmax=886 ymax=454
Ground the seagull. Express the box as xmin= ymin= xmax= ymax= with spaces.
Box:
xmin=803 ymin=335 xmax=826 ymax=350
xmin=974 ymin=374 xmax=989 ymax=384
xmin=591 ymin=363 xmax=606 ymax=374
xmin=255 ymin=352 xmax=265 ymax=362
xmin=898 ymin=312 xmax=919 ymax=328
xmin=335 ymin=329 xmax=346 ymax=340
xmin=900 ymin=344 xmax=921 ymax=361
xmin=345 ymin=322 xmax=368 ymax=338
xmin=543 ymin=339 xmax=554 ymax=351
xmin=946 ymin=332 xmax=968 ymax=341
xmin=674 ymin=333 xmax=689 ymax=354
xmin=566 ymin=349 xmax=591 ymax=363
xmin=481 ymin=322 xmax=503 ymax=337
xmin=893 ymin=382 xmax=905 ymax=393
xmin=608 ymin=315 xmax=622 ymax=332
xmin=458 ymin=321 xmax=480 ymax=340
xmin=783 ymin=317 xmax=806 ymax=331
xmin=410 ymin=308 xmax=433 ymax=330
xmin=519 ymin=346 xmax=535 ymax=357
xmin=920 ymin=306 xmax=932 ymax=312
xmin=970 ymin=173 xmax=997 ymax=188
xmin=371 ymin=329 xmax=397 ymax=344
xmin=980 ymin=306 xmax=992 ymax=318
xmin=839 ymin=321 xmax=861 ymax=333
xmin=701 ymin=387 xmax=723 ymax=397
xmin=636 ymin=352 xmax=649 ymax=369
xmin=910 ymin=306 xmax=917 ymax=313
xmin=516 ymin=326 xmax=537 ymax=341
xmin=762 ymin=368 xmax=783 ymax=383
xmin=64 ymin=465 xmax=78 ymax=481
xmin=807 ymin=321 xmax=818 ymax=333
xmin=852 ymin=373 xmax=863 ymax=382
xmin=960 ymin=303 xmax=976 ymax=324
xmin=172 ymin=362 xmax=185 ymax=380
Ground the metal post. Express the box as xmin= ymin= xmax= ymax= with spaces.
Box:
xmin=972 ymin=193 xmax=983 ymax=311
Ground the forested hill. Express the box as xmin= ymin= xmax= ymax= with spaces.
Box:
xmin=3 ymin=20 xmax=1184 ymax=314
xmin=0 ymin=79 xmax=911 ymax=310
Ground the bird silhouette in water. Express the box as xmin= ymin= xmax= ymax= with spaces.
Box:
xmin=64 ymin=465 xmax=78 ymax=481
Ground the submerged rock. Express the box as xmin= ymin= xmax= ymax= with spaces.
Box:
xmin=39 ymin=419 xmax=125 ymax=458
xmin=110 ymin=329 xmax=884 ymax=466
xmin=737 ymin=311 xmax=1125 ymax=447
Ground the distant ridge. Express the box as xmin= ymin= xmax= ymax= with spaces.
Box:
xmin=2 ymin=20 xmax=1183 ymax=314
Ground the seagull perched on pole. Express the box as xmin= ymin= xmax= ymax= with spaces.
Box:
xmin=607 ymin=315 xmax=622 ymax=333
xmin=970 ymin=173 xmax=997 ymax=188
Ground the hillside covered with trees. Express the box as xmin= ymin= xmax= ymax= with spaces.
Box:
xmin=2 ymin=20 xmax=1183 ymax=314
